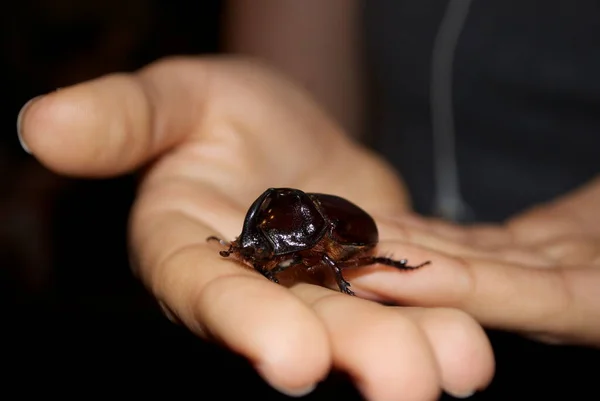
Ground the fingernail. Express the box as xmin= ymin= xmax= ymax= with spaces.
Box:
xmin=255 ymin=364 xmax=317 ymax=397
xmin=157 ymin=301 xmax=182 ymax=326
xmin=17 ymin=95 xmax=44 ymax=154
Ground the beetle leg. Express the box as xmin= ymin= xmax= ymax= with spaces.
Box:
xmin=322 ymin=254 xmax=355 ymax=296
xmin=340 ymin=256 xmax=431 ymax=270
xmin=271 ymin=256 xmax=303 ymax=275
xmin=258 ymin=256 xmax=304 ymax=284
xmin=254 ymin=263 xmax=280 ymax=283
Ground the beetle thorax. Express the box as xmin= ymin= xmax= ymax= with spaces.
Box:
xmin=236 ymin=232 xmax=272 ymax=261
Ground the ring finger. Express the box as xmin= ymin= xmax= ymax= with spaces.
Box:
xmin=292 ymin=283 xmax=491 ymax=401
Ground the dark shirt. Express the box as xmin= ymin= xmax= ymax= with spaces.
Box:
xmin=363 ymin=2 xmax=600 ymax=399
xmin=364 ymin=0 xmax=600 ymax=222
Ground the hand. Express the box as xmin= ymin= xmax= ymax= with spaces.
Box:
xmin=19 ymin=56 xmax=494 ymax=400
xmin=350 ymin=184 xmax=600 ymax=348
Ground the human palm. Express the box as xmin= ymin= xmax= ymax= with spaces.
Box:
xmin=20 ymin=56 xmax=493 ymax=400
xmin=365 ymin=193 xmax=600 ymax=347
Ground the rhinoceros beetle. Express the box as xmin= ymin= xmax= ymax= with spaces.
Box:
xmin=207 ymin=188 xmax=430 ymax=295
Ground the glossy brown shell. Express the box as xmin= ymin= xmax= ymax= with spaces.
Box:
xmin=308 ymin=193 xmax=379 ymax=246
xmin=237 ymin=188 xmax=379 ymax=258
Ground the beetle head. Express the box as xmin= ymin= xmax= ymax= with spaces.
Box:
xmin=233 ymin=188 xmax=278 ymax=262
xmin=238 ymin=188 xmax=327 ymax=257
xmin=235 ymin=234 xmax=271 ymax=261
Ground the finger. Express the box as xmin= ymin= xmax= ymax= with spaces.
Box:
xmin=385 ymin=214 xmax=513 ymax=248
xmin=18 ymin=56 xmax=341 ymax=178
xmin=351 ymin=242 xmax=600 ymax=347
xmin=507 ymin=211 xmax=584 ymax=246
xmin=17 ymin=69 xmax=179 ymax=177
xmin=399 ymin=307 xmax=495 ymax=398
xmin=383 ymin=214 xmax=555 ymax=267
xmin=130 ymin=183 xmax=331 ymax=395
xmin=376 ymin=219 xmax=491 ymax=260
xmin=293 ymin=284 xmax=441 ymax=401
xmin=377 ymin=220 xmax=555 ymax=268
xmin=534 ymin=236 xmax=600 ymax=266
xmin=463 ymin=224 xmax=514 ymax=249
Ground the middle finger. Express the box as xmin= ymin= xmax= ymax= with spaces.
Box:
xmin=292 ymin=284 xmax=441 ymax=401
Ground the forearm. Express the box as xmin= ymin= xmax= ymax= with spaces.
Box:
xmin=222 ymin=0 xmax=366 ymax=139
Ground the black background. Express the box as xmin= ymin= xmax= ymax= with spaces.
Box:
xmin=1 ymin=1 xmax=598 ymax=399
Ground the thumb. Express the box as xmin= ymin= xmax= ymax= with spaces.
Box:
xmin=17 ymin=56 xmax=207 ymax=178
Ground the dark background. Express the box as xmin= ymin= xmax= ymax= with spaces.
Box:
xmin=1 ymin=1 xmax=598 ymax=399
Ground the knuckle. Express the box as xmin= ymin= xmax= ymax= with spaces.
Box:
xmin=424 ymin=307 xmax=486 ymax=347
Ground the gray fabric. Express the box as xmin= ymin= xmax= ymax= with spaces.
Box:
xmin=364 ymin=0 xmax=600 ymax=222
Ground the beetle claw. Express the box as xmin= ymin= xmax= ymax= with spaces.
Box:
xmin=336 ymin=277 xmax=354 ymax=295
xmin=255 ymin=266 xmax=280 ymax=283
xmin=264 ymin=272 xmax=279 ymax=284
xmin=339 ymin=281 xmax=355 ymax=296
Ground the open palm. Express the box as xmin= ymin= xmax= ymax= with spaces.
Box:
xmin=20 ymin=56 xmax=493 ymax=400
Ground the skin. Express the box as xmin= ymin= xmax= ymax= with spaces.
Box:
xmin=222 ymin=0 xmax=600 ymax=348
xmin=361 ymin=184 xmax=600 ymax=347
xmin=17 ymin=2 xmax=600 ymax=398
xmin=19 ymin=57 xmax=494 ymax=400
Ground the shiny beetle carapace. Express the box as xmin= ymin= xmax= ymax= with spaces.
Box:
xmin=207 ymin=188 xmax=430 ymax=295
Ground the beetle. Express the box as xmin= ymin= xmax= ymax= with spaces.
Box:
xmin=207 ymin=188 xmax=430 ymax=295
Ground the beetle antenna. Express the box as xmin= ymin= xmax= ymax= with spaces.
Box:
xmin=219 ymin=243 xmax=234 ymax=257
